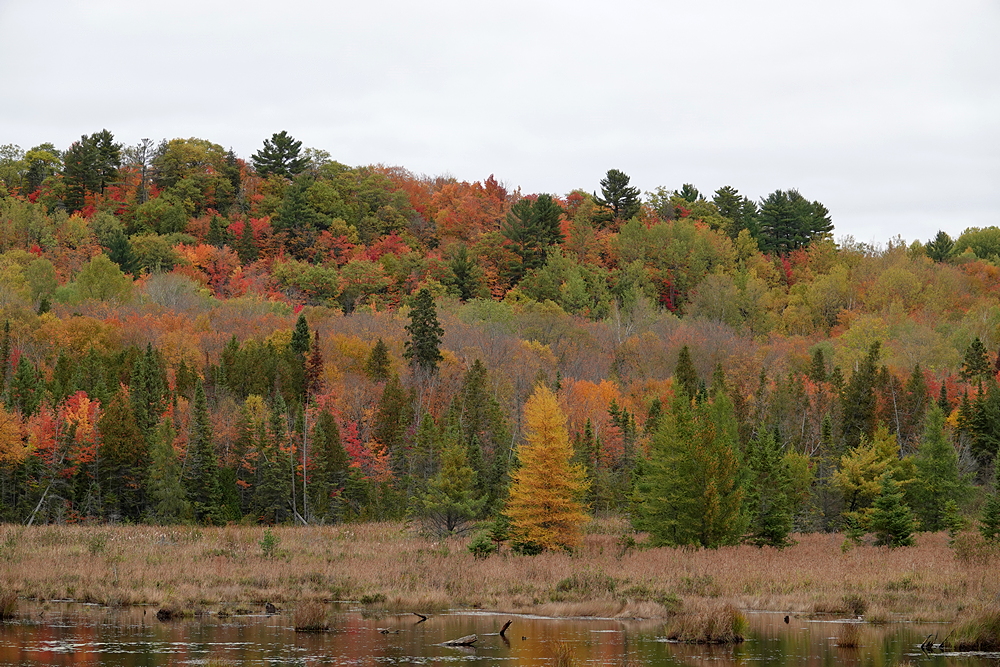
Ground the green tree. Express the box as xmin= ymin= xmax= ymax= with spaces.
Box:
xmin=980 ymin=452 xmax=1000 ymax=543
xmin=74 ymin=254 xmax=133 ymax=302
xmin=251 ymin=130 xmax=309 ymax=179
xmin=504 ymin=384 xmax=590 ymax=552
xmin=744 ymin=430 xmax=794 ymax=547
xmin=183 ymin=380 xmax=224 ymax=524
xmin=22 ymin=143 xmax=61 ymax=193
xmin=7 ymin=356 xmax=43 ymax=418
xmin=364 ymin=338 xmax=392 ymax=382
xmin=445 ymin=244 xmax=486 ymax=301
xmin=146 ymin=419 xmax=192 ymax=523
xmin=98 ymin=389 xmax=149 ymax=522
xmin=500 ymin=194 xmax=563 ymax=284
xmin=925 ymin=230 xmax=954 ymax=262
xmin=960 ymin=337 xmax=991 ymax=381
xmin=841 ymin=341 xmax=881 ymax=449
xmin=403 ymin=288 xmax=444 ymax=373
xmin=756 ymin=189 xmax=832 ymax=255
xmin=308 ymin=409 xmax=348 ymax=523
xmin=594 ymin=169 xmax=641 ymax=224
xmin=870 ymin=475 xmax=916 ymax=548
xmin=416 ymin=429 xmax=486 ymax=536
xmin=712 ymin=186 xmax=759 ymax=239
xmin=632 ymin=390 xmax=746 ymax=548
xmin=62 ymin=130 xmax=121 ymax=212
xmin=674 ymin=345 xmax=699 ymax=402
xmin=911 ymin=405 xmax=970 ymax=531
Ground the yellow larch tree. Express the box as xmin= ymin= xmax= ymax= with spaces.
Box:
xmin=504 ymin=384 xmax=590 ymax=552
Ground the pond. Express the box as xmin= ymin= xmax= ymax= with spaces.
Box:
xmin=0 ymin=603 xmax=996 ymax=666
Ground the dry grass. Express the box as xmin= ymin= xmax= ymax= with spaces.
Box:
xmin=0 ymin=522 xmax=995 ymax=623
xmin=663 ymin=600 xmax=746 ymax=643
xmin=946 ymin=609 xmax=1000 ymax=651
xmin=293 ymin=601 xmax=330 ymax=632
xmin=0 ymin=591 xmax=16 ymax=620
xmin=836 ymin=622 xmax=862 ymax=647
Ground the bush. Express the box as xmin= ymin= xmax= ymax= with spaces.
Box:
xmin=293 ymin=602 xmax=330 ymax=632
xmin=468 ymin=532 xmax=497 ymax=559
xmin=511 ymin=540 xmax=544 ymax=556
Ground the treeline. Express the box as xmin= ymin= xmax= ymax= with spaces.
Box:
xmin=1 ymin=130 xmax=1000 ymax=542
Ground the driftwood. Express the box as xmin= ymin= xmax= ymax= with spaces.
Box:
xmin=413 ymin=612 xmax=428 ymax=623
xmin=441 ymin=634 xmax=477 ymax=646
xmin=499 ymin=620 xmax=512 ymax=638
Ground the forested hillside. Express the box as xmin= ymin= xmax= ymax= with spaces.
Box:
xmin=1 ymin=130 xmax=998 ymax=545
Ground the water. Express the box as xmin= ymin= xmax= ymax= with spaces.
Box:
xmin=0 ymin=603 xmax=996 ymax=666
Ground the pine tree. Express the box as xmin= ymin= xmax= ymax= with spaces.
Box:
xmin=308 ymin=409 xmax=348 ymax=523
xmin=7 ymin=356 xmax=42 ymax=418
xmin=98 ymin=389 xmax=150 ymax=522
xmin=674 ymin=345 xmax=699 ymax=402
xmin=251 ymin=130 xmax=308 ymax=179
xmin=911 ymin=405 xmax=971 ymax=531
xmin=416 ymin=428 xmax=486 ymax=536
xmin=925 ymin=230 xmax=954 ymax=262
xmin=842 ymin=341 xmax=881 ymax=449
xmin=364 ymin=338 xmax=391 ymax=382
xmin=594 ymin=169 xmax=641 ymax=224
xmin=870 ymin=475 xmax=916 ymax=548
xmin=808 ymin=348 xmax=827 ymax=384
xmin=146 ymin=419 xmax=192 ymax=523
xmin=446 ymin=245 xmax=486 ymax=301
xmin=236 ymin=220 xmax=259 ymax=263
xmin=304 ymin=330 xmax=324 ymax=399
xmin=960 ymin=337 xmax=991 ymax=381
xmin=980 ymin=452 xmax=1000 ymax=543
xmin=290 ymin=313 xmax=311 ymax=357
xmin=183 ymin=380 xmax=224 ymax=524
xmin=500 ymin=194 xmax=563 ymax=284
xmin=403 ymin=288 xmax=444 ymax=373
xmin=255 ymin=395 xmax=291 ymax=524
xmin=632 ymin=390 xmax=746 ymax=548
xmin=744 ymin=430 xmax=794 ymax=547
xmin=504 ymin=384 xmax=590 ymax=552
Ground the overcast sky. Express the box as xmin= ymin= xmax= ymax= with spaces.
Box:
xmin=1 ymin=0 xmax=997 ymax=245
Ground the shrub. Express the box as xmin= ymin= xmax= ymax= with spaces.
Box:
xmin=664 ymin=601 xmax=746 ymax=643
xmin=293 ymin=602 xmax=330 ymax=632
xmin=468 ymin=532 xmax=497 ymax=559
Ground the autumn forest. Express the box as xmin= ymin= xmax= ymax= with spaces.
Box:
xmin=1 ymin=129 xmax=999 ymax=552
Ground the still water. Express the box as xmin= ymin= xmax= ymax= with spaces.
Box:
xmin=0 ymin=603 xmax=996 ymax=666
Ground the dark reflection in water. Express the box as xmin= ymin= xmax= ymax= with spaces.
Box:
xmin=0 ymin=603 xmax=997 ymax=666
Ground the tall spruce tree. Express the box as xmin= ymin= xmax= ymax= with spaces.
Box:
xmin=500 ymin=194 xmax=563 ymax=284
xmin=870 ymin=475 xmax=916 ymax=548
xmin=744 ymin=430 xmax=794 ymax=547
xmin=674 ymin=345 xmax=699 ymax=402
xmin=98 ymin=389 xmax=150 ymax=522
xmin=404 ymin=288 xmax=444 ymax=373
xmin=364 ymin=338 xmax=392 ymax=382
xmin=308 ymin=409 xmax=348 ymax=523
xmin=251 ymin=130 xmax=308 ymax=179
xmin=416 ymin=428 xmax=485 ymax=536
xmin=183 ymin=380 xmax=224 ymax=524
xmin=960 ymin=337 xmax=991 ymax=381
xmin=842 ymin=341 xmax=881 ymax=449
xmin=911 ymin=405 xmax=970 ymax=531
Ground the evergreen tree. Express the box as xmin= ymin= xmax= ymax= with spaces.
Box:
xmin=304 ymin=330 xmax=324 ymax=400
xmin=960 ymin=337 xmax=991 ymax=381
xmin=644 ymin=397 xmax=664 ymax=435
xmin=504 ymin=384 xmax=590 ymax=552
xmin=98 ymin=389 xmax=150 ymax=522
xmin=841 ymin=341 xmax=881 ymax=449
xmin=236 ymin=220 xmax=259 ymax=263
xmin=372 ymin=374 xmax=413 ymax=473
xmin=808 ymin=348 xmax=827 ymax=384
xmin=632 ymin=389 xmax=746 ymax=548
xmin=62 ymin=130 xmax=121 ymax=212
xmin=7 ymin=356 xmax=42 ymax=418
xmin=446 ymin=245 xmax=486 ymax=301
xmin=364 ymin=338 xmax=392 ymax=382
xmin=131 ymin=344 xmax=167 ymax=436
xmin=938 ymin=383 xmax=950 ymax=414
xmin=911 ymin=405 xmax=970 ymax=531
xmin=308 ymin=409 xmax=348 ymax=523
xmin=104 ymin=229 xmax=137 ymax=274
xmin=290 ymin=313 xmax=311 ymax=357
xmin=255 ymin=394 xmax=292 ymax=524
xmin=970 ymin=379 xmax=1000 ymax=463
xmin=594 ymin=169 xmax=641 ymax=223
xmin=870 ymin=475 xmax=916 ymax=548
xmin=403 ymin=288 xmax=444 ymax=373
xmin=712 ymin=186 xmax=759 ymax=238
xmin=500 ymin=194 xmax=563 ymax=284
xmin=744 ymin=430 xmax=794 ymax=547
xmin=206 ymin=214 xmax=232 ymax=248
xmin=980 ymin=452 xmax=1000 ymax=543
xmin=146 ymin=419 xmax=191 ymax=523
xmin=0 ymin=320 xmax=9 ymax=393
xmin=251 ymin=130 xmax=309 ymax=179
xmin=925 ymin=230 xmax=954 ymax=262
xmin=756 ymin=189 xmax=832 ymax=255
xmin=674 ymin=345 xmax=699 ymax=402
xmin=183 ymin=380 xmax=224 ymax=524
xmin=416 ymin=429 xmax=486 ymax=536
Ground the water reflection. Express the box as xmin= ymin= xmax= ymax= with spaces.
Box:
xmin=0 ymin=604 xmax=995 ymax=666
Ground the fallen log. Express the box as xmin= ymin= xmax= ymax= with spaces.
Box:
xmin=413 ymin=612 xmax=428 ymax=623
xmin=441 ymin=634 xmax=477 ymax=646
xmin=499 ymin=620 xmax=512 ymax=638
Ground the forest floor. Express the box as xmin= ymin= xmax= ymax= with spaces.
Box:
xmin=0 ymin=519 xmax=996 ymax=623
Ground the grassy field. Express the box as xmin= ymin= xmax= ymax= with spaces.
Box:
xmin=0 ymin=519 xmax=996 ymax=624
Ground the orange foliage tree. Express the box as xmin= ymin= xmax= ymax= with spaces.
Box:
xmin=504 ymin=384 xmax=590 ymax=552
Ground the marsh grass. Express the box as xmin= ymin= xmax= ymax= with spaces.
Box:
xmin=836 ymin=622 xmax=862 ymax=647
xmin=664 ymin=600 xmax=746 ymax=643
xmin=293 ymin=602 xmax=330 ymax=632
xmin=0 ymin=523 xmax=994 ymax=622
xmin=946 ymin=609 xmax=1000 ymax=651
xmin=0 ymin=592 xmax=17 ymax=620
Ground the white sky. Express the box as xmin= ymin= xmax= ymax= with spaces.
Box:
xmin=1 ymin=0 xmax=997 ymax=245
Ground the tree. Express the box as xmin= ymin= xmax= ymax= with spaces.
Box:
xmin=756 ymin=189 xmax=832 ymax=255
xmin=632 ymin=390 xmax=746 ymax=548
xmin=744 ymin=430 xmax=794 ymax=547
xmin=712 ymin=186 xmax=759 ymax=239
xmin=504 ymin=384 xmax=590 ymax=552
xmin=980 ymin=452 xmax=1000 ymax=543
xmin=910 ymin=405 xmax=970 ymax=531
xmin=364 ymin=338 xmax=392 ymax=382
xmin=500 ymin=194 xmax=563 ymax=284
xmin=960 ymin=337 xmax=991 ymax=381
xmin=308 ymin=408 xmax=348 ymax=523
xmin=252 ymin=130 xmax=309 ymax=179
xmin=146 ymin=419 xmax=191 ymax=523
xmin=870 ymin=475 xmax=916 ymax=548
xmin=674 ymin=345 xmax=699 ymax=402
xmin=594 ymin=169 xmax=641 ymax=223
xmin=403 ymin=288 xmax=444 ymax=373
xmin=841 ymin=341 xmax=881 ymax=449
xmin=183 ymin=380 xmax=224 ymax=524
xmin=62 ymin=130 xmax=121 ymax=212
xmin=416 ymin=428 xmax=485 ymax=536
xmin=98 ymin=389 xmax=149 ymax=522
xmin=74 ymin=254 xmax=133 ymax=302
xmin=925 ymin=230 xmax=954 ymax=262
